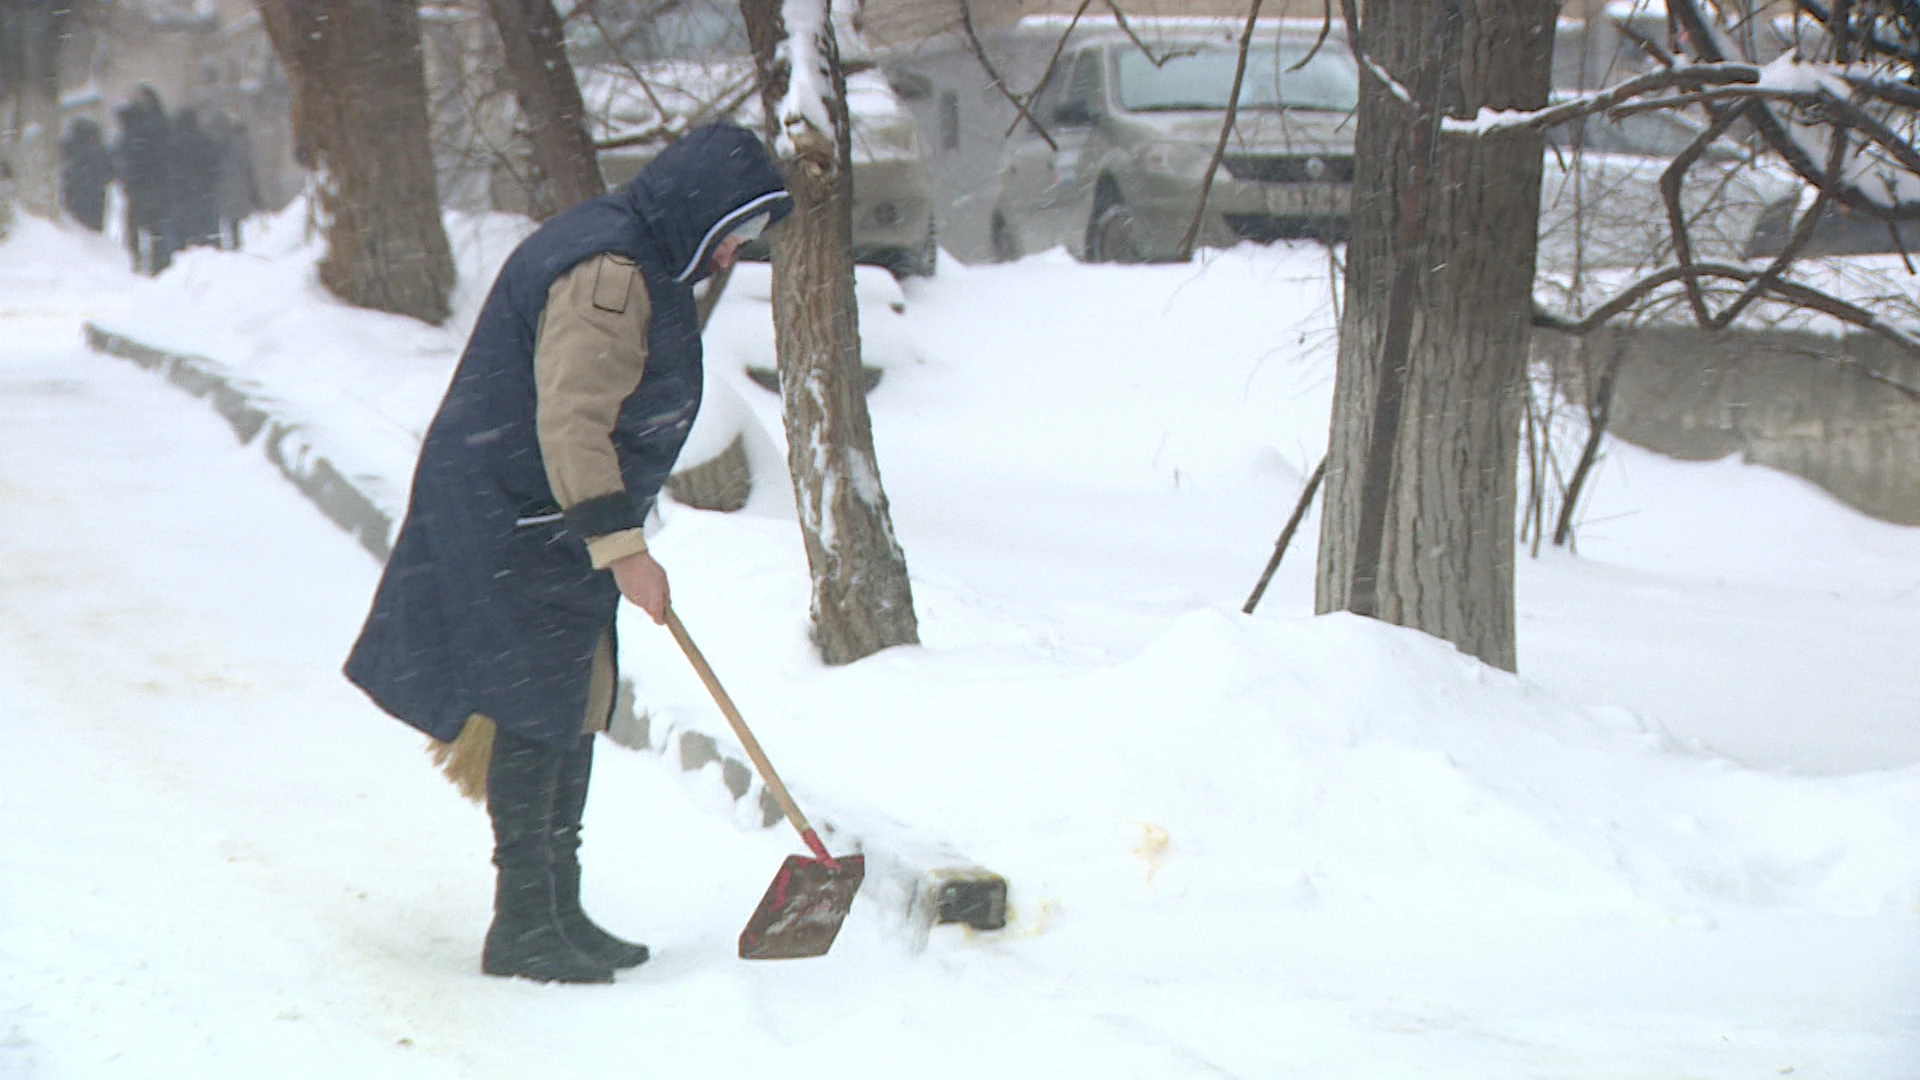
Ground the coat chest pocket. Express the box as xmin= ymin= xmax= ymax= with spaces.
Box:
xmin=592 ymin=253 xmax=636 ymax=313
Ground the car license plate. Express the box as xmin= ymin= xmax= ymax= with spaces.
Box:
xmin=1265 ymin=185 xmax=1348 ymax=216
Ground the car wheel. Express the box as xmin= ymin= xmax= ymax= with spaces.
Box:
xmin=990 ymin=215 xmax=1019 ymax=263
xmin=1087 ymin=201 xmax=1143 ymax=264
xmin=897 ymin=225 xmax=938 ymax=278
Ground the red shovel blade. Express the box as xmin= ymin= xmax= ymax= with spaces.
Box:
xmin=738 ymin=853 xmax=866 ymax=960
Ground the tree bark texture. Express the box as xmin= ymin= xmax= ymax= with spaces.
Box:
xmin=741 ymin=0 xmax=920 ymax=666
xmin=257 ymin=0 xmax=455 ymax=325
xmin=483 ymin=0 xmax=604 ymax=219
xmin=1314 ymin=0 xmax=1557 ymax=672
xmin=0 ymin=0 xmax=68 ymax=220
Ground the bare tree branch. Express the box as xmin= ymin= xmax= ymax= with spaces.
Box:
xmin=1678 ymin=86 xmax=1920 ymax=217
xmin=1290 ymin=0 xmax=1336 ymax=72
xmin=1659 ymin=108 xmax=1745 ymax=325
xmin=1659 ymin=0 xmax=1870 ymax=236
xmin=1844 ymin=75 xmax=1920 ymax=111
xmin=1612 ymin=15 xmax=1677 ymax=69
xmin=1438 ymin=64 xmax=1764 ymax=136
xmin=583 ymin=1 xmax=671 ymax=122
xmin=1838 ymin=0 xmax=1863 ymax=62
xmin=591 ymin=73 xmax=757 ymax=150
xmin=1702 ymin=129 xmax=1849 ymax=332
xmin=1242 ymin=457 xmax=1326 ymax=615
xmin=1603 ymin=83 xmax=1920 ymax=197
xmin=1797 ymin=0 xmax=1920 ymax=66
xmin=1553 ymin=333 xmax=1628 ymax=548
xmin=956 ymin=0 xmax=1056 ymax=150
xmin=1002 ymin=0 xmax=1094 ymax=139
xmin=1101 ymin=0 xmax=1191 ymax=67
xmin=1175 ymin=0 xmax=1265 ymax=260
xmin=1889 ymin=217 xmax=1917 ymax=273
xmin=1535 ymin=260 xmax=1920 ymax=361
xmin=1442 ymin=46 xmax=1920 ymax=227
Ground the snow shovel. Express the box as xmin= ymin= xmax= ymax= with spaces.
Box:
xmin=663 ymin=607 xmax=865 ymax=960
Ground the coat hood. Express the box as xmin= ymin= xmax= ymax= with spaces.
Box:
xmin=621 ymin=123 xmax=792 ymax=284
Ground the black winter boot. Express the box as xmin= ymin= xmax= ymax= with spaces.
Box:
xmin=482 ymin=728 xmax=615 ymax=984
xmin=552 ymin=734 xmax=651 ymax=969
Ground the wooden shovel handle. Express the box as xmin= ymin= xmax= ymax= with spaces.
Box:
xmin=663 ymin=607 xmax=830 ymax=861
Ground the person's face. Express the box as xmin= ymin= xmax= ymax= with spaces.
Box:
xmin=708 ymin=233 xmax=750 ymax=273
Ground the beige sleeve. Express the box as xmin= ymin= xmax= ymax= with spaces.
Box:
xmin=584 ymin=528 xmax=649 ymax=568
xmin=534 ymin=253 xmax=654 ymax=569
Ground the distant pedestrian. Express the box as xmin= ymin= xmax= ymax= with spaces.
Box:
xmin=169 ymin=108 xmax=222 ymax=251
xmin=59 ymin=118 xmax=113 ymax=232
xmin=0 ymin=157 xmax=15 ymax=239
xmin=113 ymin=87 xmax=173 ymax=274
xmin=207 ymin=110 xmax=260 ymax=250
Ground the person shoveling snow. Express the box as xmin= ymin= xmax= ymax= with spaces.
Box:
xmin=344 ymin=123 xmax=791 ymax=984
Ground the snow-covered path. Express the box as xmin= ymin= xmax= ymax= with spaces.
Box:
xmin=0 ymin=301 xmax=537 ymax=1074
xmin=0 ymin=292 xmax=916 ymax=1076
xmin=4 ymin=225 xmax=1918 ymax=1078
xmin=0 ymin=259 xmax=1381 ymax=1079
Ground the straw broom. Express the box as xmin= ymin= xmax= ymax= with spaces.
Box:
xmin=427 ymin=635 xmax=613 ymax=804
xmin=429 ymin=714 xmax=495 ymax=804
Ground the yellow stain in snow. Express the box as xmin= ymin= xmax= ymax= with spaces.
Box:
xmin=1133 ymin=822 xmax=1170 ymax=883
xmin=1008 ymin=897 xmax=1058 ymax=938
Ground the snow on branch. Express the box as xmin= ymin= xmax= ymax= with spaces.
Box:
xmin=1436 ymin=55 xmax=1876 ymax=138
xmin=1441 ymin=50 xmax=1920 ymax=214
xmin=1336 ymin=0 xmax=1413 ymax=108
xmin=1441 ymin=62 xmax=1765 ymax=136
xmin=1523 ymin=0 xmax=1920 ymax=361
xmin=1655 ymin=0 xmax=1918 ymax=215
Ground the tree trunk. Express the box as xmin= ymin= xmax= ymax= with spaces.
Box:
xmin=0 ymin=0 xmax=67 ymax=221
xmin=1314 ymin=0 xmax=1557 ymax=673
xmin=483 ymin=0 xmax=604 ymax=218
xmin=741 ymin=0 xmax=920 ymax=665
xmin=257 ymin=0 xmax=455 ymax=325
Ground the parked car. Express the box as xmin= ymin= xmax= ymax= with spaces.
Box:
xmin=988 ymin=31 xmax=1360 ymax=263
xmin=987 ymin=42 xmax=1794 ymax=273
xmin=1536 ymin=105 xmax=1800 ymax=274
xmin=1744 ymin=191 xmax=1920 ymax=259
xmin=582 ymin=56 xmax=939 ymax=277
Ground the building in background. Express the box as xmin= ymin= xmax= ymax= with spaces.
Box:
xmin=52 ymin=0 xmax=301 ymax=218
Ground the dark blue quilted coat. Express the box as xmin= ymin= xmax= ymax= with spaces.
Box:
xmin=346 ymin=124 xmax=789 ymax=749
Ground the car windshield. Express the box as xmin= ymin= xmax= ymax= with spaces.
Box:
xmin=569 ymin=2 xmax=748 ymax=63
xmin=1115 ymin=43 xmax=1358 ymax=113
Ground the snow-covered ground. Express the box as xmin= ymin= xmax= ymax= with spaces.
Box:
xmin=1 ymin=207 xmax=1916 ymax=1078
